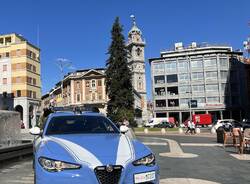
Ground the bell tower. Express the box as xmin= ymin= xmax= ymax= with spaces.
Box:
xmin=127 ymin=15 xmax=147 ymax=122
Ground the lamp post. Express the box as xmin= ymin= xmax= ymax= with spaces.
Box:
xmin=56 ymin=58 xmax=74 ymax=106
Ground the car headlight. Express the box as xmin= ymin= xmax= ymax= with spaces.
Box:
xmin=133 ymin=154 xmax=155 ymax=166
xmin=38 ymin=157 xmax=81 ymax=172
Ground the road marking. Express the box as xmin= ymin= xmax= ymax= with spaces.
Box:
xmin=5 ymin=180 xmax=33 ymax=184
xmin=143 ymin=142 xmax=168 ymax=146
xmin=160 ymin=178 xmax=221 ymax=184
xmin=230 ymin=154 xmax=250 ymax=160
xmin=180 ymin=143 xmax=223 ymax=147
xmin=141 ymin=137 xmax=198 ymax=158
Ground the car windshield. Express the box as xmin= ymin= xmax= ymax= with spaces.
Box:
xmin=46 ymin=115 xmax=119 ymax=135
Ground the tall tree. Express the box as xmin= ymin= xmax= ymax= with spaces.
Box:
xmin=105 ymin=17 xmax=134 ymax=124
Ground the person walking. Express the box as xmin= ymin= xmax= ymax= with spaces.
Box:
xmin=185 ymin=120 xmax=191 ymax=134
xmin=190 ymin=121 xmax=196 ymax=134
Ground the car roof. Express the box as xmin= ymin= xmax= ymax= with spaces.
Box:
xmin=48 ymin=111 xmax=103 ymax=118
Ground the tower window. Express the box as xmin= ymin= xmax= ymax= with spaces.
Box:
xmin=136 ymin=48 xmax=142 ymax=56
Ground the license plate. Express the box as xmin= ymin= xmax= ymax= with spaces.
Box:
xmin=134 ymin=171 xmax=156 ymax=183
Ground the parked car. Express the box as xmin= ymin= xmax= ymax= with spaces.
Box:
xmin=30 ymin=110 xmax=159 ymax=184
xmin=241 ymin=119 xmax=250 ymax=130
xmin=212 ymin=119 xmax=242 ymax=131
xmin=145 ymin=117 xmax=175 ymax=127
xmin=154 ymin=121 xmax=174 ymax=128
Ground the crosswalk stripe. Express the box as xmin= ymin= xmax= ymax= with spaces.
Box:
xmin=180 ymin=143 xmax=223 ymax=147
xmin=143 ymin=142 xmax=167 ymax=146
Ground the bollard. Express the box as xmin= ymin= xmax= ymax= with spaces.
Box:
xmin=144 ymin=128 xmax=148 ymax=134
xmin=211 ymin=127 xmax=216 ymax=134
xmin=195 ymin=128 xmax=200 ymax=134
xmin=178 ymin=127 xmax=183 ymax=134
xmin=161 ymin=128 xmax=166 ymax=134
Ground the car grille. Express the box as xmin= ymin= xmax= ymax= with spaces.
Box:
xmin=94 ymin=165 xmax=123 ymax=184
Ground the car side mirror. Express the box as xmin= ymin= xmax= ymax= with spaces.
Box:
xmin=120 ymin=125 xmax=129 ymax=134
xmin=29 ymin=127 xmax=41 ymax=136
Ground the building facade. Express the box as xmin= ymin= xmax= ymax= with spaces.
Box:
xmin=44 ymin=68 xmax=108 ymax=114
xmin=149 ymin=42 xmax=247 ymax=123
xmin=126 ymin=16 xmax=148 ymax=123
xmin=0 ymin=33 xmax=41 ymax=129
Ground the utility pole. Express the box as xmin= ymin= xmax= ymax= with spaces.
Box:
xmin=56 ymin=58 xmax=73 ymax=106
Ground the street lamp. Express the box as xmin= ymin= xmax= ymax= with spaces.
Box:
xmin=56 ymin=58 xmax=74 ymax=106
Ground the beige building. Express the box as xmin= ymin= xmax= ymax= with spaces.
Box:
xmin=44 ymin=68 xmax=107 ymax=114
xmin=0 ymin=33 xmax=41 ymax=129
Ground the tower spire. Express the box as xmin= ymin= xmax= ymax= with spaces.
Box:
xmin=130 ymin=15 xmax=136 ymax=26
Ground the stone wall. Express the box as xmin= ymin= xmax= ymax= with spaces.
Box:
xmin=0 ymin=110 xmax=21 ymax=147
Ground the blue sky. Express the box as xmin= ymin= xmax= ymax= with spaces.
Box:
xmin=1 ymin=0 xmax=249 ymax=100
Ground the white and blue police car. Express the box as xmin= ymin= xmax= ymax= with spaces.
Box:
xmin=30 ymin=111 xmax=159 ymax=184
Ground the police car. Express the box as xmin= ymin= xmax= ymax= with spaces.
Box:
xmin=30 ymin=110 xmax=159 ymax=184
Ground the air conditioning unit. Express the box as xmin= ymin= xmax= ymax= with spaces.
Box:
xmin=175 ymin=42 xmax=183 ymax=50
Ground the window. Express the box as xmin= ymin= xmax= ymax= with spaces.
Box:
xmin=206 ymin=71 xmax=218 ymax=80
xmin=27 ymin=50 xmax=33 ymax=58
xmin=33 ymin=92 xmax=36 ymax=99
xmin=17 ymin=90 xmax=21 ymax=97
xmin=91 ymin=80 xmax=96 ymax=88
xmin=190 ymin=59 xmax=203 ymax=69
xmin=76 ymin=82 xmax=80 ymax=89
xmin=16 ymin=77 xmax=21 ymax=83
xmin=99 ymin=95 xmax=102 ymax=100
xmin=167 ymin=74 xmax=178 ymax=83
xmin=46 ymin=115 xmax=119 ymax=135
xmin=179 ymin=73 xmax=189 ymax=82
xmin=168 ymin=99 xmax=179 ymax=107
xmin=193 ymin=85 xmax=205 ymax=92
xmin=98 ymin=80 xmax=102 ymax=86
xmin=27 ymin=77 xmax=32 ymax=84
xmin=17 ymin=49 xmax=21 ymax=56
xmin=178 ymin=61 xmax=188 ymax=72
xmin=138 ymin=82 xmax=142 ymax=90
xmin=204 ymin=58 xmax=217 ymax=67
xmin=33 ymin=65 xmax=36 ymax=72
xmin=27 ymin=63 xmax=32 ymax=71
xmin=154 ymin=75 xmax=165 ymax=84
xmin=155 ymin=100 xmax=166 ymax=107
xmin=77 ymin=94 xmax=81 ymax=102
xmin=155 ymin=87 xmax=165 ymax=96
xmin=153 ymin=62 xmax=164 ymax=74
xmin=206 ymin=84 xmax=219 ymax=92
xmin=220 ymin=58 xmax=228 ymax=67
xmin=179 ymin=85 xmax=190 ymax=94
xmin=192 ymin=72 xmax=204 ymax=80
xmin=180 ymin=98 xmax=189 ymax=105
xmin=5 ymin=52 xmax=9 ymax=58
xmin=86 ymin=81 xmax=90 ymax=87
xmin=27 ymin=90 xmax=32 ymax=98
xmin=207 ymin=97 xmax=219 ymax=103
xmin=136 ymin=48 xmax=142 ymax=56
xmin=165 ymin=61 xmax=177 ymax=73
xmin=3 ymin=65 xmax=7 ymax=72
xmin=33 ymin=78 xmax=36 ymax=85
xmin=16 ymin=63 xmax=22 ymax=70
xmin=220 ymin=71 xmax=228 ymax=80
xmin=3 ymin=78 xmax=7 ymax=84
xmin=193 ymin=97 xmax=205 ymax=103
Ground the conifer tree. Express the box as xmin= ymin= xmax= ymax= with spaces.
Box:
xmin=105 ymin=17 xmax=134 ymax=124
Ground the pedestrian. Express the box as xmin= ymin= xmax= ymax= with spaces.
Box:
xmin=37 ymin=108 xmax=53 ymax=129
xmin=190 ymin=121 xmax=196 ymax=134
xmin=123 ymin=118 xmax=130 ymax=127
xmin=185 ymin=120 xmax=191 ymax=134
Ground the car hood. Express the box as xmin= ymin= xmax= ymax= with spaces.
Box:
xmin=45 ymin=134 xmax=138 ymax=167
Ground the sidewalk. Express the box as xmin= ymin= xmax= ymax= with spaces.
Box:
xmin=134 ymin=131 xmax=216 ymax=138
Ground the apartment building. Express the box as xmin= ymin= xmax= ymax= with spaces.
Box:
xmin=0 ymin=33 xmax=41 ymax=129
xmin=149 ymin=42 xmax=248 ymax=123
xmin=44 ymin=68 xmax=107 ymax=114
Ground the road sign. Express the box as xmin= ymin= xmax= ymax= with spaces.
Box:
xmin=188 ymin=100 xmax=197 ymax=108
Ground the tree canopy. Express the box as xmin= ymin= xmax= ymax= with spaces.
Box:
xmin=105 ymin=17 xmax=134 ymax=124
